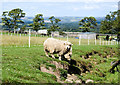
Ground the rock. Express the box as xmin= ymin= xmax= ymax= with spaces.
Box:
xmin=40 ymin=66 xmax=59 ymax=81
xmin=89 ymin=56 xmax=92 ymax=58
xmin=86 ymin=71 xmax=88 ymax=74
xmin=72 ymin=74 xmax=74 ymax=76
xmin=66 ymin=74 xmax=80 ymax=83
xmin=90 ymin=71 xmax=93 ymax=73
xmin=94 ymin=62 xmax=97 ymax=65
xmin=75 ymin=80 xmax=82 ymax=83
xmin=107 ymin=55 xmax=110 ymax=58
xmin=49 ymin=61 xmax=63 ymax=69
xmin=82 ymin=56 xmax=85 ymax=58
xmin=86 ymin=79 xmax=94 ymax=83
xmin=67 ymin=74 xmax=77 ymax=81
xmin=65 ymin=79 xmax=73 ymax=83
xmin=67 ymin=74 xmax=71 ymax=77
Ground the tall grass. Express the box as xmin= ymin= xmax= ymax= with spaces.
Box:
xmin=1 ymin=34 xmax=118 ymax=46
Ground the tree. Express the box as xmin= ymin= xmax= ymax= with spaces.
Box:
xmin=48 ymin=16 xmax=61 ymax=34
xmin=8 ymin=8 xmax=25 ymax=34
xmin=30 ymin=14 xmax=45 ymax=32
xmin=1 ymin=11 xmax=13 ymax=32
xmin=79 ymin=17 xmax=97 ymax=32
xmin=100 ymin=11 xmax=118 ymax=34
xmin=1 ymin=8 xmax=25 ymax=33
xmin=20 ymin=25 xmax=26 ymax=33
xmin=118 ymin=9 xmax=120 ymax=41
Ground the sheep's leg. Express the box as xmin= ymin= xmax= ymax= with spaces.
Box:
xmin=51 ymin=53 xmax=55 ymax=59
xmin=45 ymin=51 xmax=49 ymax=57
xmin=49 ymin=49 xmax=55 ymax=59
xmin=44 ymin=48 xmax=49 ymax=57
xmin=59 ymin=56 xmax=61 ymax=60
xmin=58 ymin=51 xmax=64 ymax=61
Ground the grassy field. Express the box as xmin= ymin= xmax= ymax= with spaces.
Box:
xmin=1 ymin=34 xmax=120 ymax=83
xmin=1 ymin=34 xmax=118 ymax=46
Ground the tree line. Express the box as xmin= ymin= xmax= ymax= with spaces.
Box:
xmin=1 ymin=8 xmax=120 ymax=35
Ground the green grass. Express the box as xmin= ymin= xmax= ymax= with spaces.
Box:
xmin=1 ymin=34 xmax=119 ymax=83
xmin=2 ymin=44 xmax=119 ymax=83
xmin=2 ymin=46 xmax=58 ymax=83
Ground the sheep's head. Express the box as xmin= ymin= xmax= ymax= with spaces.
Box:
xmin=64 ymin=41 xmax=73 ymax=51
xmin=64 ymin=47 xmax=72 ymax=61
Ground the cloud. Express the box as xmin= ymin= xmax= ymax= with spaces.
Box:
xmin=83 ymin=5 xmax=100 ymax=10
xmin=73 ymin=7 xmax=80 ymax=11
xmin=112 ymin=4 xmax=118 ymax=8
xmin=2 ymin=0 xmax=120 ymax=2
xmin=72 ymin=3 xmax=101 ymax=11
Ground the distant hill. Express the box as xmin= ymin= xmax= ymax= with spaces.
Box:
xmin=22 ymin=16 xmax=104 ymax=24
xmin=0 ymin=16 xmax=105 ymax=32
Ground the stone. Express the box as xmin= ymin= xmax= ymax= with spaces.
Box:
xmin=65 ymin=79 xmax=73 ymax=83
xmin=75 ymin=80 xmax=82 ymax=83
xmin=86 ymin=79 xmax=94 ymax=83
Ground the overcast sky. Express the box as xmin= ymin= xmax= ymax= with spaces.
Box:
xmin=1 ymin=0 xmax=120 ymax=17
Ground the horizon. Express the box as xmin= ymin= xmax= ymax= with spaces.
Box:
xmin=1 ymin=1 xmax=119 ymax=17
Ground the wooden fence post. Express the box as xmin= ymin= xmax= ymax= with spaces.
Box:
xmin=100 ymin=38 xmax=101 ymax=45
xmin=106 ymin=41 xmax=107 ymax=45
xmin=79 ymin=35 xmax=81 ymax=45
xmin=67 ymin=34 xmax=68 ymax=41
xmin=95 ymin=37 xmax=96 ymax=45
xmin=29 ymin=29 xmax=31 ymax=48
xmin=102 ymin=40 xmax=104 ymax=45
xmin=108 ymin=41 xmax=110 ymax=45
xmin=88 ymin=35 xmax=89 ymax=45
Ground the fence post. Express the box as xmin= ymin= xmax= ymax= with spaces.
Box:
xmin=67 ymin=34 xmax=68 ymax=41
xmin=111 ymin=41 xmax=113 ymax=45
xmin=113 ymin=41 xmax=114 ymax=45
xmin=110 ymin=40 xmax=112 ymax=45
xmin=29 ymin=29 xmax=31 ymax=48
xmin=108 ymin=41 xmax=110 ymax=45
xmin=11 ymin=33 xmax=12 ymax=36
xmin=100 ymin=38 xmax=101 ymax=45
xmin=79 ymin=35 xmax=81 ymax=45
xmin=95 ymin=37 xmax=96 ymax=45
xmin=102 ymin=40 xmax=104 ymax=45
xmin=106 ymin=41 xmax=107 ymax=45
xmin=88 ymin=35 xmax=89 ymax=45
xmin=114 ymin=41 xmax=116 ymax=45
xmin=114 ymin=41 xmax=115 ymax=45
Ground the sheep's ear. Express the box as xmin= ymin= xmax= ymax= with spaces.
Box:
xmin=71 ymin=44 xmax=73 ymax=45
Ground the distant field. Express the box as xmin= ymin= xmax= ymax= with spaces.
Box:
xmin=1 ymin=34 xmax=118 ymax=46
xmin=1 ymin=33 xmax=119 ymax=83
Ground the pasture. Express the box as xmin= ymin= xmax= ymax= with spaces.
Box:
xmin=1 ymin=34 xmax=119 ymax=83
xmin=1 ymin=32 xmax=118 ymax=46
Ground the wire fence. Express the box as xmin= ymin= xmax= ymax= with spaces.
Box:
xmin=0 ymin=31 xmax=119 ymax=47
